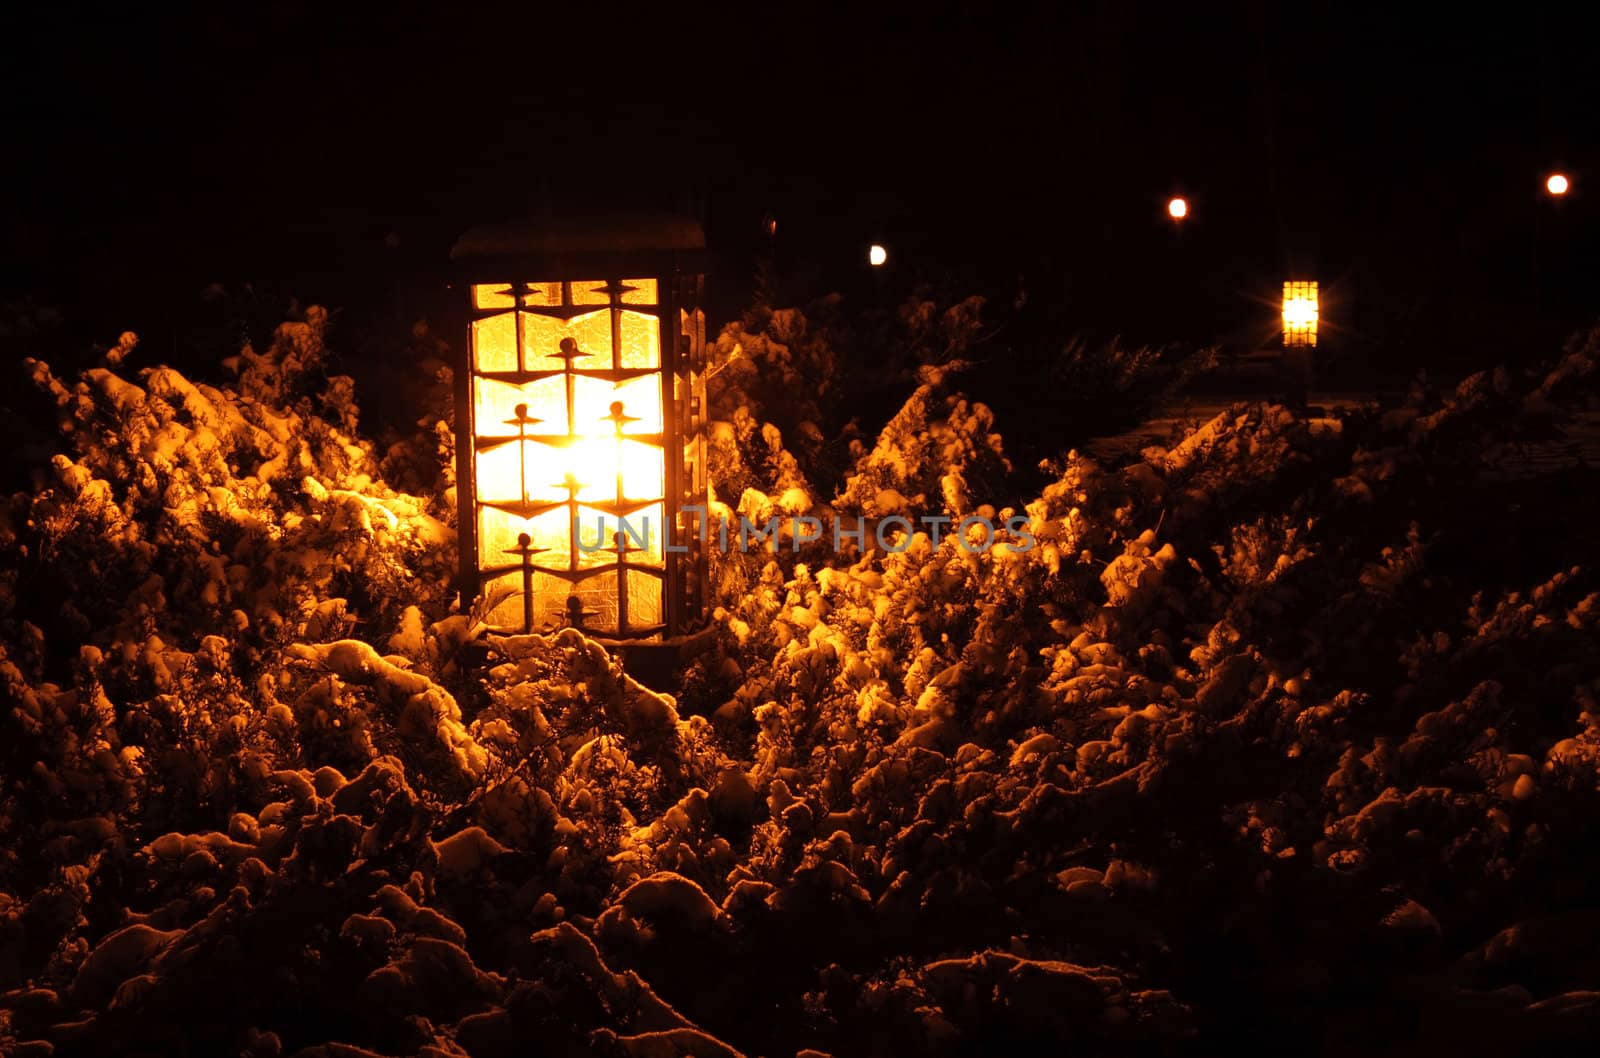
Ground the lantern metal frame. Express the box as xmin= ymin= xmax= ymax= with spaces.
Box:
xmin=449 ymin=215 xmax=712 ymax=642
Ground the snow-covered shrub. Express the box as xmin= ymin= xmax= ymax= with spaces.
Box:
xmin=2 ymin=304 xmax=1599 ymax=1058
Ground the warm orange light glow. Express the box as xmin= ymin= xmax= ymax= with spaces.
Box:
xmin=1546 ymin=173 xmax=1570 ymax=196
xmin=868 ymin=244 xmax=888 ymax=267
xmin=1282 ymin=281 xmax=1319 ymax=348
xmin=1167 ymin=196 xmax=1189 ymax=220
xmin=468 ymin=278 xmax=671 ymax=636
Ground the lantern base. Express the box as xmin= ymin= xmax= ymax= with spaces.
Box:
xmin=1277 ymin=348 xmax=1312 ymax=410
xmin=597 ymin=625 xmax=721 ymax=692
xmin=467 ymin=622 xmax=720 ymax=694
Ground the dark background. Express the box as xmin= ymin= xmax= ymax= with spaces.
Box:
xmin=3 ymin=1 xmax=1597 ymax=386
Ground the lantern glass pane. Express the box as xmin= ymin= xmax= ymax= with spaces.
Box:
xmin=524 ymin=310 xmax=612 ymax=364
xmin=571 ymin=280 xmax=612 ymax=305
xmin=618 ymin=310 xmax=661 ymax=368
xmin=473 ymin=442 xmax=528 ymax=504
xmin=522 ymin=282 xmax=562 ymax=306
xmin=472 ymin=282 xmax=562 ymax=308
xmin=590 ymin=502 xmax=666 ymax=564
xmin=620 ymin=278 xmax=658 ymax=304
xmin=481 ymin=568 xmax=570 ymax=632
xmin=571 ymin=570 xmax=621 ymax=633
xmin=474 ymin=375 xmax=568 ymax=436
xmin=612 ymin=438 xmax=666 ymax=501
xmin=476 ymin=503 xmax=633 ymax=571
xmin=505 ymin=437 xmax=664 ymax=505
xmin=474 ymin=440 xmax=661 ymax=506
xmin=471 ymin=312 xmax=518 ymax=371
xmin=525 ymin=442 xmax=590 ymax=503
xmin=472 ymin=284 xmax=515 ymax=309
xmin=626 ymin=570 xmax=663 ymax=628
xmin=571 ymin=375 xmax=663 ymax=435
xmin=477 ymin=504 xmax=535 ymax=568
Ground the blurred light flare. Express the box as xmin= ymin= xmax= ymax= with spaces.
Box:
xmin=1546 ymin=173 xmax=1570 ymax=196
xmin=868 ymin=243 xmax=888 ymax=267
xmin=1167 ymin=196 xmax=1189 ymax=220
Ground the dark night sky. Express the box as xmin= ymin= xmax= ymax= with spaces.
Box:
xmin=3 ymin=2 xmax=1598 ymax=372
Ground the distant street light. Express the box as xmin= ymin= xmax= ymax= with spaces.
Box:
xmin=1546 ymin=173 xmax=1570 ymax=196
xmin=1167 ymin=196 xmax=1189 ymax=221
xmin=868 ymin=243 xmax=888 ymax=267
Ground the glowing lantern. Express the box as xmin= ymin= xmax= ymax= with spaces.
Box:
xmin=1167 ymin=196 xmax=1189 ymax=220
xmin=1546 ymin=172 xmax=1570 ymax=196
xmin=450 ymin=214 xmax=710 ymax=640
xmin=1282 ymin=280 xmax=1319 ymax=347
xmin=868 ymin=243 xmax=888 ymax=267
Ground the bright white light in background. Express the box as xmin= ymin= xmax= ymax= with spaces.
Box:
xmin=1546 ymin=172 xmax=1570 ymax=196
xmin=868 ymin=244 xmax=888 ymax=267
xmin=1167 ymin=196 xmax=1189 ymax=220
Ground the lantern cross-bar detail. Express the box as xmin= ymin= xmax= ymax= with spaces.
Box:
xmin=451 ymin=215 xmax=710 ymax=641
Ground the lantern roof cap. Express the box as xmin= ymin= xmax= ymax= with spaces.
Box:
xmin=451 ymin=212 xmax=705 ymax=260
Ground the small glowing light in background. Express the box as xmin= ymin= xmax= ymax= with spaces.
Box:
xmin=868 ymin=243 xmax=888 ymax=267
xmin=762 ymin=213 xmax=777 ymax=237
xmin=1546 ymin=172 xmax=1570 ymax=196
xmin=1282 ymin=280 xmax=1319 ymax=348
xmin=1167 ymin=196 xmax=1189 ymax=220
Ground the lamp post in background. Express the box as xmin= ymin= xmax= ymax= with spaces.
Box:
xmin=1535 ymin=170 xmax=1572 ymax=333
xmin=449 ymin=214 xmax=711 ymax=649
xmin=1160 ymin=192 xmax=1197 ymax=340
xmin=1281 ymin=279 xmax=1318 ymax=408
